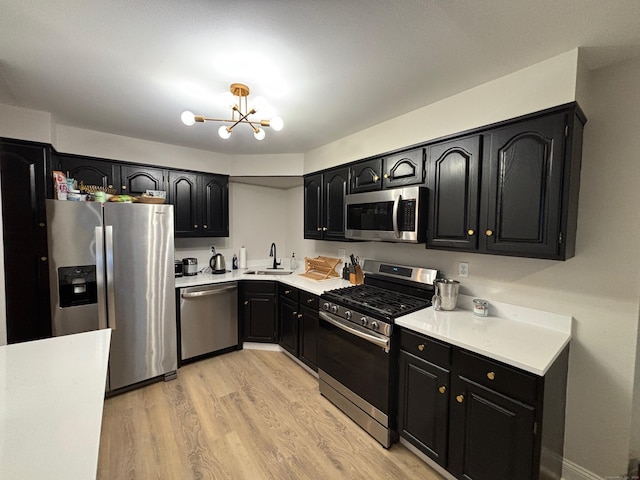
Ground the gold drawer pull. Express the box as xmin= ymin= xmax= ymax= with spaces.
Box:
xmin=383 ymin=173 xmax=389 ymax=179
xmin=487 ymin=371 xmax=496 ymax=380
xmin=467 ymin=229 xmax=475 ymax=236
xmin=244 ymin=300 xmax=249 ymax=306
xmin=297 ymin=313 xmax=303 ymax=319
xmin=307 ymin=298 xmax=314 ymax=303
xmin=438 ymin=386 xmax=446 ymax=394
xmin=417 ymin=344 xmax=425 ymax=352
xmin=485 ymin=229 xmax=494 ymax=237
xmin=456 ymin=394 xmax=464 ymax=403
xmin=285 ymin=290 xmax=291 ymax=294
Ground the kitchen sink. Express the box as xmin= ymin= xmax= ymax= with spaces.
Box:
xmin=243 ymin=269 xmax=294 ymax=276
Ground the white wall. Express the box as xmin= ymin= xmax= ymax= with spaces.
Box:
xmin=302 ymin=49 xmax=640 ymax=478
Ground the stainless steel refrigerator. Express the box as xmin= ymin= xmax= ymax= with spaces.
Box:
xmin=46 ymin=199 xmax=177 ymax=392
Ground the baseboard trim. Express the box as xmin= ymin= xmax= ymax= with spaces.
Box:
xmin=562 ymin=458 xmax=604 ymax=480
xmin=242 ymin=342 xmax=283 ymax=352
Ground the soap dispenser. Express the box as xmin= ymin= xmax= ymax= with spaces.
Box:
xmin=290 ymin=253 xmax=298 ymax=270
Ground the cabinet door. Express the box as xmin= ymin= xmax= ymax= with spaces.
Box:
xmin=427 ymin=136 xmax=481 ymax=250
xmin=383 ymin=149 xmax=425 ymax=188
xmin=398 ymin=351 xmax=449 ymax=466
xmin=55 ymin=154 xmax=119 ymax=191
xmin=278 ymin=298 xmax=299 ymax=356
xmin=448 ymin=375 xmax=536 ymax=480
xmin=482 ymin=113 xmax=566 ymax=258
xmin=120 ymin=165 xmax=165 ymax=195
xmin=201 ymin=174 xmax=229 ymax=237
xmin=169 ymin=170 xmax=199 ymax=237
xmin=242 ymin=294 xmax=277 ymax=342
xmin=323 ymin=167 xmax=349 ymax=240
xmin=299 ymin=306 xmax=319 ymax=371
xmin=304 ymin=174 xmax=323 ymax=239
xmin=0 ymin=141 xmax=52 ymax=343
xmin=350 ymin=158 xmax=382 ymax=193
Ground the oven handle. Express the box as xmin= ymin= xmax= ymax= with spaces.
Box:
xmin=392 ymin=194 xmax=401 ymax=238
xmin=319 ymin=311 xmax=390 ymax=352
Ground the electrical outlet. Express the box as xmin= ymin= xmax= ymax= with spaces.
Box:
xmin=338 ymin=248 xmax=346 ymax=259
xmin=458 ymin=262 xmax=469 ymax=278
xmin=210 ymin=245 xmax=216 ymax=254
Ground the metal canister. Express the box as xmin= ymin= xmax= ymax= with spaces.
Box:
xmin=473 ymin=298 xmax=489 ymax=317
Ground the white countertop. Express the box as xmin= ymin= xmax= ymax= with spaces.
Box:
xmin=175 ymin=267 xmax=351 ymax=296
xmin=0 ymin=329 xmax=111 ymax=480
xmin=396 ymin=295 xmax=572 ymax=376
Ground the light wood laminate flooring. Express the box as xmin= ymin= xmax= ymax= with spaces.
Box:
xmin=98 ymin=349 xmax=445 ymax=480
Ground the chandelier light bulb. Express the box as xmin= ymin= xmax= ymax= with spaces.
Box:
xmin=181 ymin=111 xmax=196 ymax=126
xmin=253 ymin=128 xmax=266 ymax=141
xmin=270 ymin=116 xmax=284 ymax=131
xmin=218 ymin=125 xmax=231 ymax=139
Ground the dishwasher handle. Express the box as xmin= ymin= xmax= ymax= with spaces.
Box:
xmin=181 ymin=285 xmax=237 ymax=298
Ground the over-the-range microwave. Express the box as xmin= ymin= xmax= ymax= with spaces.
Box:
xmin=345 ymin=186 xmax=427 ymax=243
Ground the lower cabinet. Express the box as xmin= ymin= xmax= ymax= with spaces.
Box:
xmin=278 ymin=284 xmax=319 ymax=371
xmin=398 ymin=328 xmax=569 ymax=480
xmin=240 ymin=281 xmax=277 ymax=343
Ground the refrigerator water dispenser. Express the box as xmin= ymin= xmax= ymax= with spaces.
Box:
xmin=58 ymin=266 xmax=98 ymax=307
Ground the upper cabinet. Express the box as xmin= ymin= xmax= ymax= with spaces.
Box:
xmin=53 ymin=154 xmax=119 ymax=192
xmin=304 ymin=167 xmax=349 ymax=241
xmin=350 ymin=158 xmax=382 ymax=193
xmin=427 ymin=136 xmax=481 ymax=250
xmin=383 ymin=148 xmax=425 ymax=188
xmin=169 ymin=171 xmax=228 ymax=238
xmin=120 ymin=165 xmax=166 ymax=195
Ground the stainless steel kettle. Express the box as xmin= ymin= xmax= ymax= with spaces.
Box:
xmin=210 ymin=253 xmax=226 ymax=274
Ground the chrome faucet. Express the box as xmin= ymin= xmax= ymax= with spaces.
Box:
xmin=269 ymin=242 xmax=281 ymax=269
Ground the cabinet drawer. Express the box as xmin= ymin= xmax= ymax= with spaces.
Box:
xmin=278 ymin=284 xmax=299 ymax=302
xmin=400 ymin=329 xmax=451 ymax=367
xmin=299 ymin=290 xmax=319 ymax=310
xmin=242 ymin=280 xmax=276 ymax=295
xmin=454 ymin=349 xmax=538 ymax=404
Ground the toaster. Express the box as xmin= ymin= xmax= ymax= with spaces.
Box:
xmin=182 ymin=258 xmax=198 ymax=276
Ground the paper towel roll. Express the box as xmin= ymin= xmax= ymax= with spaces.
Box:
xmin=239 ymin=246 xmax=247 ymax=269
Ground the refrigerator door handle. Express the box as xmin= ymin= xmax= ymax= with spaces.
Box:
xmin=105 ymin=225 xmax=116 ymax=331
xmin=95 ymin=226 xmax=108 ymax=330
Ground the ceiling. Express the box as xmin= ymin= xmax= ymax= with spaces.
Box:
xmin=2 ymin=1 xmax=640 ymax=156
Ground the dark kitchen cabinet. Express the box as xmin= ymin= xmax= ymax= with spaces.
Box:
xmin=298 ymin=290 xmax=319 ymax=371
xmin=120 ymin=165 xmax=165 ymax=195
xmin=303 ymin=167 xmax=349 ymax=240
xmin=53 ymin=153 xmax=119 ymax=192
xmin=383 ymin=148 xmax=425 ymax=188
xmin=398 ymin=330 xmax=451 ymax=466
xmin=169 ymin=171 xmax=229 ymax=237
xmin=447 ymin=347 xmax=569 ymax=480
xmin=350 ymin=158 xmax=382 ymax=193
xmin=426 ymin=136 xmax=481 ymax=250
xmin=278 ymin=284 xmax=300 ymax=356
xmin=0 ymin=139 xmax=52 ymax=343
xmin=240 ymin=281 xmax=277 ymax=343
xmin=480 ymin=109 xmax=583 ymax=259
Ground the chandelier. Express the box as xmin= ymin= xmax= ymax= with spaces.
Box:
xmin=181 ymin=83 xmax=283 ymax=141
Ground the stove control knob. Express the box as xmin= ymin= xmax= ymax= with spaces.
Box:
xmin=361 ymin=317 xmax=368 ymax=326
xmin=323 ymin=302 xmax=330 ymax=311
xmin=371 ymin=321 xmax=379 ymax=331
xmin=345 ymin=311 xmax=352 ymax=320
xmin=331 ymin=305 xmax=339 ymax=314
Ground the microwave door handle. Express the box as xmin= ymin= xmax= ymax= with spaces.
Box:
xmin=392 ymin=194 xmax=401 ymax=238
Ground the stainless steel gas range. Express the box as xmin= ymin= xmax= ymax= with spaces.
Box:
xmin=317 ymin=259 xmax=439 ymax=448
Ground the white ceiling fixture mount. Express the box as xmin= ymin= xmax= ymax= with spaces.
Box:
xmin=181 ymin=83 xmax=283 ymax=141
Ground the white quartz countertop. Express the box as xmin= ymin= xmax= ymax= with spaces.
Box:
xmin=175 ymin=267 xmax=351 ymax=296
xmin=0 ymin=329 xmax=111 ymax=480
xmin=396 ymin=296 xmax=572 ymax=376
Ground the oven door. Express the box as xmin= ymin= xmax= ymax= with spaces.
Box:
xmin=318 ymin=310 xmax=392 ymax=415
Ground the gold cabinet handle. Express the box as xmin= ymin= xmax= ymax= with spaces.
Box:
xmin=467 ymin=229 xmax=475 ymax=236
xmin=487 ymin=371 xmax=496 ymax=381
xmin=383 ymin=173 xmax=389 ymax=179
xmin=285 ymin=290 xmax=291 ymax=294
xmin=194 ymin=224 xmax=198 ymax=229
xmin=317 ymin=227 xmax=322 ymax=231
xmin=203 ymin=225 xmax=208 ymax=229
xmin=417 ymin=344 xmax=425 ymax=352
xmin=373 ymin=175 xmax=379 ymax=182
xmin=438 ymin=386 xmax=446 ymax=394
xmin=323 ymin=227 xmax=328 ymax=231
xmin=39 ymin=222 xmax=45 ymax=227
xmin=40 ymin=256 xmax=47 ymax=262
xmin=307 ymin=298 xmax=314 ymax=303
xmin=244 ymin=300 xmax=249 ymax=305
xmin=297 ymin=313 xmax=303 ymax=319
xmin=486 ymin=229 xmax=493 ymax=237
xmin=121 ymin=186 xmax=127 ymax=190
xmin=293 ymin=311 xmax=298 ymax=316
xmin=456 ymin=394 xmax=464 ymax=403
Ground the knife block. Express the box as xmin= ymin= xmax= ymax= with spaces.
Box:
xmin=350 ymin=265 xmax=363 ymax=285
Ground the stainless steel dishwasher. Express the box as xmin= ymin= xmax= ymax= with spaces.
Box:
xmin=179 ymin=282 xmax=238 ymax=362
